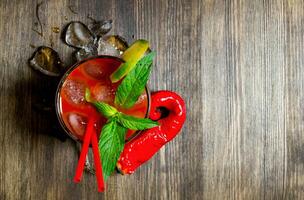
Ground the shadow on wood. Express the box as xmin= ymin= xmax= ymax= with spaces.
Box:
xmin=13 ymin=67 xmax=68 ymax=142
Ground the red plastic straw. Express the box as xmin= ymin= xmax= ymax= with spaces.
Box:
xmin=73 ymin=118 xmax=95 ymax=183
xmin=91 ymin=131 xmax=105 ymax=192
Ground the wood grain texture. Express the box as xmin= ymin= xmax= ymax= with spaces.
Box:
xmin=0 ymin=0 xmax=304 ymax=199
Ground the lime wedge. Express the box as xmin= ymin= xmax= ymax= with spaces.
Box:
xmin=110 ymin=39 xmax=149 ymax=83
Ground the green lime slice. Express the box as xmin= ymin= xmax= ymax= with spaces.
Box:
xmin=110 ymin=39 xmax=149 ymax=83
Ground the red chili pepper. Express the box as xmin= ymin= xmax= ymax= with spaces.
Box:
xmin=117 ymin=90 xmax=186 ymax=174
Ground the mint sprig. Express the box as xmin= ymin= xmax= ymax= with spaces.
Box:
xmin=98 ymin=118 xmax=127 ymax=180
xmin=90 ymin=98 xmax=158 ymax=130
xmin=85 ymin=88 xmax=158 ymax=179
xmin=115 ymin=51 xmax=155 ymax=108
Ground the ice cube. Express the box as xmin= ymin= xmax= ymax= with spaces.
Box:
xmin=65 ymin=22 xmax=95 ymax=48
xmin=104 ymin=35 xmax=128 ymax=52
xmin=88 ymin=20 xmax=112 ymax=37
xmin=82 ymin=60 xmax=108 ymax=80
xmin=75 ymin=44 xmax=98 ymax=61
xmin=67 ymin=112 xmax=87 ymax=136
xmin=92 ymin=83 xmax=115 ymax=103
xmin=75 ymin=49 xmax=91 ymax=61
xmin=62 ymin=79 xmax=86 ymax=104
xmin=97 ymin=38 xmax=121 ymax=57
xmin=29 ymin=46 xmax=63 ymax=77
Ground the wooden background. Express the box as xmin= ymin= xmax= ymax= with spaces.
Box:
xmin=0 ymin=0 xmax=304 ymax=199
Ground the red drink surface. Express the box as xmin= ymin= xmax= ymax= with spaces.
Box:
xmin=58 ymin=57 xmax=148 ymax=140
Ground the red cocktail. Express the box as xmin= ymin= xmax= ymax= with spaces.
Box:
xmin=55 ymin=56 xmax=150 ymax=141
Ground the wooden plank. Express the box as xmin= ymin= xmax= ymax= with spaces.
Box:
xmin=0 ymin=0 xmax=304 ymax=199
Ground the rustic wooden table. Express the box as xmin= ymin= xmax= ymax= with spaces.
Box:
xmin=1 ymin=0 xmax=304 ymax=199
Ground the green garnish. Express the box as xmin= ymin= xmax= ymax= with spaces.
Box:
xmin=117 ymin=113 xmax=159 ymax=130
xmin=98 ymin=118 xmax=127 ymax=180
xmin=90 ymin=99 xmax=158 ymax=130
xmin=115 ymin=51 xmax=155 ymax=108
xmin=85 ymin=88 xmax=158 ymax=179
xmin=85 ymin=41 xmax=157 ymax=180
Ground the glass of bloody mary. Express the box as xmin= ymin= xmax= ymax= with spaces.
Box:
xmin=55 ymin=55 xmax=150 ymax=142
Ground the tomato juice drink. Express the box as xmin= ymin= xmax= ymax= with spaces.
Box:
xmin=56 ymin=56 xmax=149 ymax=141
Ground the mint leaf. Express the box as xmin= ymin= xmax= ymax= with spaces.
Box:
xmin=115 ymin=51 xmax=155 ymax=108
xmin=85 ymin=88 xmax=118 ymax=118
xmin=117 ymin=113 xmax=159 ymax=130
xmin=93 ymin=102 xmax=118 ymax=118
xmin=98 ymin=118 xmax=127 ymax=180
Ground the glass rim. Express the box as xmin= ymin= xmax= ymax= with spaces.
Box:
xmin=55 ymin=55 xmax=151 ymax=143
